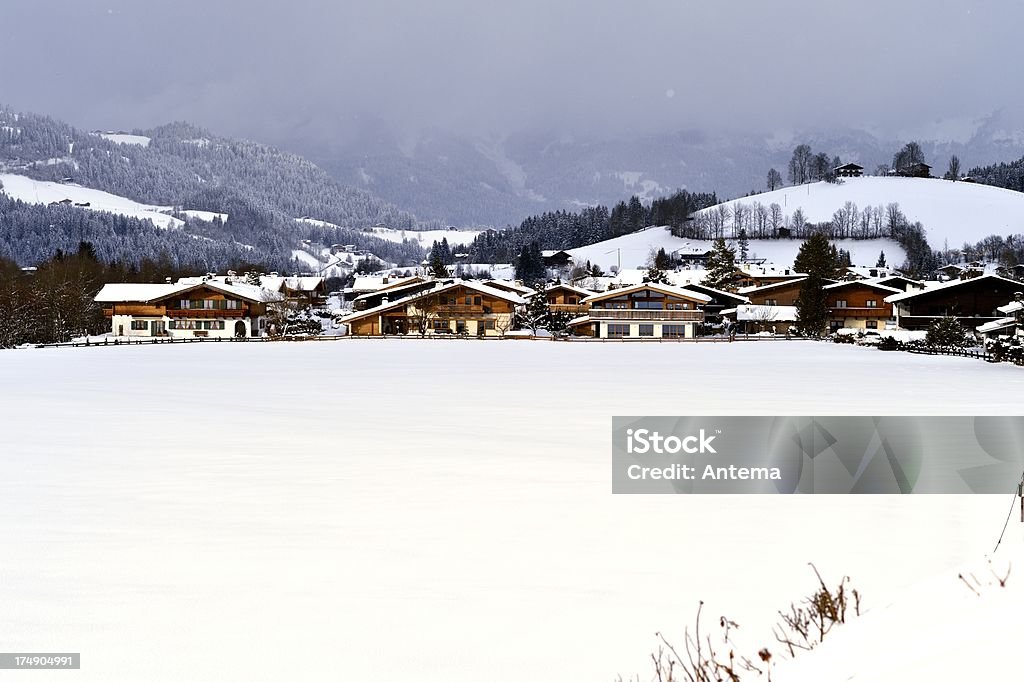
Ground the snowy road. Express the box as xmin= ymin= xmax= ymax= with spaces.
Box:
xmin=0 ymin=341 xmax=1019 ymax=681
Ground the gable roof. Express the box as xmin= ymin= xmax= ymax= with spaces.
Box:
xmin=739 ymin=277 xmax=808 ymax=295
xmin=885 ymin=274 xmax=1024 ymax=303
xmin=340 ymin=279 xmax=526 ymax=323
xmin=823 ymin=280 xmax=903 ymax=294
xmin=581 ymin=282 xmax=712 ymax=304
xmin=544 ymin=282 xmax=596 ymax=297
xmin=94 ymin=280 xmax=276 ymax=304
xmin=679 ymin=282 xmax=750 ymax=304
xmin=484 ymin=279 xmax=535 ymax=295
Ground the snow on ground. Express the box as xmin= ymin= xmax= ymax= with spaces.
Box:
xmin=569 ymin=225 xmax=903 ymax=271
xmin=0 ymin=341 xmax=1022 ymax=681
xmin=367 ymin=225 xmax=483 ymax=246
xmin=290 ymin=249 xmax=323 ymax=270
xmin=0 ymin=173 xmax=182 ymax=229
xmin=780 ymin=529 xmax=1023 ymax=682
xmin=702 ymin=175 xmax=1024 ymax=246
xmin=178 ymin=209 xmax=228 ymax=223
xmin=94 ymin=132 xmax=151 ymax=146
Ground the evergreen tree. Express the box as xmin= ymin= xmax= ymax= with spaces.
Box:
xmin=737 ymin=229 xmax=750 ymax=260
xmin=515 ymin=241 xmax=546 ymax=284
xmin=703 ymin=238 xmax=740 ymax=291
xmin=876 ymin=250 xmax=887 ymax=268
xmin=926 ymin=316 xmax=970 ymax=348
xmin=793 ymin=233 xmax=839 ymax=337
xmin=520 ymin=282 xmax=550 ymax=334
xmin=643 ymin=263 xmax=671 ymax=285
xmin=429 ymin=251 xmax=449 ymax=278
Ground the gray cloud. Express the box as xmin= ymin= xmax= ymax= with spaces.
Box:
xmin=2 ymin=0 xmax=1019 ymax=140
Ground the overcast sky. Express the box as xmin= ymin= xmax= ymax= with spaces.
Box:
xmin=2 ymin=0 xmax=1019 ymax=141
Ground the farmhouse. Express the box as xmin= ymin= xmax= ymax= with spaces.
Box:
xmin=541 ymin=250 xmax=574 ymax=267
xmin=95 ymin=279 xmax=277 ymax=339
xmin=340 ymin=279 xmax=524 ymax=336
xmin=571 ymin=282 xmax=710 ymax=339
xmin=824 ymin=280 xmax=901 ymax=331
xmin=834 ymin=163 xmax=864 ymax=178
xmin=885 ymin=274 xmax=1024 ymax=330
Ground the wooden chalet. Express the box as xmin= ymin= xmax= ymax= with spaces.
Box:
xmin=95 ymin=279 xmax=276 ymax=339
xmin=544 ymin=283 xmax=594 ymax=317
xmin=740 ymin=278 xmax=808 ymax=307
xmin=677 ymin=283 xmax=749 ymax=323
xmin=340 ymin=280 xmax=524 ymax=336
xmin=541 ymin=250 xmax=574 ymax=267
xmin=885 ymin=274 xmax=1024 ymax=330
xmin=735 ymin=264 xmax=805 ymax=289
xmin=898 ymin=162 xmax=932 ymax=178
xmin=823 ymin=280 xmax=901 ymax=332
xmin=977 ymin=294 xmax=1024 ymax=339
xmin=261 ymin=275 xmax=327 ymax=306
xmin=571 ymin=283 xmax=710 ymax=339
xmin=834 ymin=163 xmax=864 ymax=178
xmin=483 ymin=279 xmax=536 ymax=297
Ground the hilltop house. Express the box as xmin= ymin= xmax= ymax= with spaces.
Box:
xmin=340 ymin=279 xmax=524 ymax=336
xmin=541 ymin=250 xmax=574 ymax=267
xmin=884 ymin=274 xmax=1024 ymax=330
xmin=824 ymin=280 xmax=901 ymax=332
xmin=570 ymin=282 xmax=710 ymax=339
xmin=835 ymin=163 xmax=864 ymax=178
xmin=95 ymin=279 xmax=278 ymax=339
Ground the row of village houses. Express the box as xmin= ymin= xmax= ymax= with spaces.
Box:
xmin=94 ymin=266 xmax=1024 ymax=341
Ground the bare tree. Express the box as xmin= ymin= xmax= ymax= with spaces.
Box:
xmin=767 ymin=167 xmax=783 ymax=191
xmin=946 ymin=155 xmax=961 ymax=181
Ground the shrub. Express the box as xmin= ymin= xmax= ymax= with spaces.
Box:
xmin=926 ymin=316 xmax=971 ymax=348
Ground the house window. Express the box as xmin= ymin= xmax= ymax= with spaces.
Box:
xmin=465 ymin=296 xmax=472 ymax=306
xmin=836 ymin=300 xmax=848 ymax=308
xmin=432 ymin=320 xmax=450 ymax=331
xmin=607 ymin=324 xmax=630 ymax=337
xmin=568 ymin=297 xmax=578 ymax=304
xmin=474 ymin=296 xmax=482 ymax=306
xmin=663 ymin=325 xmax=687 ymax=338
xmin=484 ymin=320 xmax=495 ymax=330
xmin=866 ymin=320 xmax=878 ymax=329
xmin=638 ymin=324 xmax=654 ymax=337
xmin=866 ymin=300 xmax=878 ymax=308
xmin=130 ymin=320 xmax=148 ymax=330
xmin=765 ymin=298 xmax=778 ymax=306
xmin=635 ymin=301 xmax=663 ymax=309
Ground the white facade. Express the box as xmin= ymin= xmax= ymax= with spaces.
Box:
xmin=110 ymin=314 xmax=264 ymax=339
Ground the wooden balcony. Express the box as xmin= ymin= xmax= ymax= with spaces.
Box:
xmin=166 ymin=308 xmax=246 ymax=318
xmin=829 ymin=307 xmax=892 ymax=318
xmin=588 ymin=308 xmax=704 ymax=321
xmin=549 ymin=303 xmax=589 ymax=315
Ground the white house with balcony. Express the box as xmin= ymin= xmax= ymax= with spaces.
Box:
xmin=570 ymin=282 xmax=710 ymax=338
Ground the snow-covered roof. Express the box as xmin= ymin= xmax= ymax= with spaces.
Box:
xmin=823 ymin=280 xmax=903 ymax=294
xmin=94 ymin=279 xmax=277 ymax=304
xmin=885 ymin=274 xmax=1024 ymax=303
xmin=997 ymin=300 xmax=1024 ymax=315
xmin=679 ymin=282 xmax=750 ymax=303
xmin=484 ymin=279 xmax=535 ymax=295
xmin=260 ymin=275 xmax=325 ymax=293
xmin=721 ymin=304 xmax=799 ymax=322
xmin=976 ymin=317 xmax=1018 ymax=334
xmin=545 ymin=282 xmax=596 ymax=297
xmin=739 ymin=277 xmax=808 ymax=295
xmin=346 ymin=275 xmax=420 ymax=293
xmin=94 ymin=282 xmax=192 ymax=303
xmin=582 ymin=282 xmax=712 ymax=304
xmin=340 ymin=279 xmax=526 ymax=323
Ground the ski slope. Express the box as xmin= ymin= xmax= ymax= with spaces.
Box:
xmin=95 ymin=132 xmax=151 ymax=147
xmin=1 ymin=341 xmax=1021 ymax=682
xmin=0 ymin=173 xmax=182 ymax=229
xmin=569 ymin=226 xmax=904 ymax=271
xmin=702 ymin=175 xmax=1024 ymax=246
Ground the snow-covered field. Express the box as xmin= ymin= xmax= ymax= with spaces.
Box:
xmin=367 ymin=226 xmax=484 ymax=246
xmin=94 ymin=132 xmax=152 ymax=147
xmin=1 ymin=341 xmax=1021 ymax=681
xmin=569 ymin=226 xmax=904 ymax=271
xmin=0 ymin=173 xmax=182 ymax=229
xmin=703 ymin=175 xmax=1024 ymax=246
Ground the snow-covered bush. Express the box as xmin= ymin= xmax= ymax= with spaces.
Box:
xmin=925 ymin=316 xmax=972 ymax=348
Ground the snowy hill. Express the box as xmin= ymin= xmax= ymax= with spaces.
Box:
xmin=0 ymin=173 xmax=183 ymax=229
xmin=701 ymin=176 xmax=1024 ymax=246
xmin=568 ymin=225 xmax=904 ymax=271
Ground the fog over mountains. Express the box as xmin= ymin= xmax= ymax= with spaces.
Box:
xmin=292 ymin=109 xmax=1024 ymax=226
